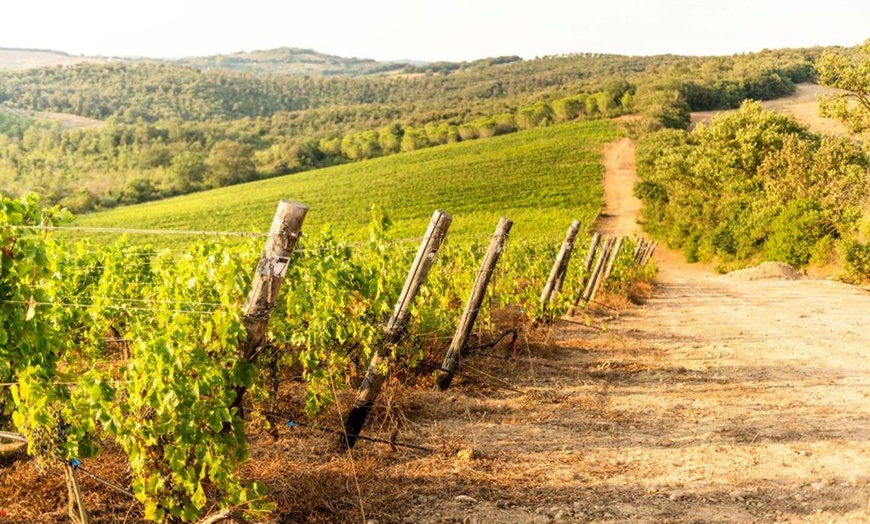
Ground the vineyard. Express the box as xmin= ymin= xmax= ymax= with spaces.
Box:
xmin=73 ymin=121 xmax=619 ymax=244
xmin=0 ymin=193 xmax=655 ymax=523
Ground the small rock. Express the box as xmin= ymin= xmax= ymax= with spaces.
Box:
xmin=669 ymin=490 xmax=688 ymax=501
xmin=366 ymin=520 xmax=379 ymax=524
xmin=495 ymin=500 xmax=509 ymax=509
xmin=456 ymin=448 xmax=479 ymax=461
xmin=794 ymin=493 xmax=804 ymax=502
xmin=730 ymin=490 xmax=749 ymax=501
xmin=810 ymin=482 xmax=826 ymax=491
xmin=553 ymin=509 xmax=565 ymax=520
xmin=849 ymin=474 xmax=869 ymax=486
xmin=454 ymin=495 xmax=477 ymax=504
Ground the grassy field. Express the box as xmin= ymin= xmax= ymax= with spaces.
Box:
xmin=75 ymin=120 xmax=619 ymax=245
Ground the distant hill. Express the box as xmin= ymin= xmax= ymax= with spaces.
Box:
xmin=173 ymin=47 xmax=524 ymax=76
xmin=175 ymin=47 xmax=415 ymax=76
xmin=0 ymin=47 xmax=105 ymax=70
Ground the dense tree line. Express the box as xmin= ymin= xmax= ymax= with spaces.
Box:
xmin=0 ymin=84 xmax=634 ymax=212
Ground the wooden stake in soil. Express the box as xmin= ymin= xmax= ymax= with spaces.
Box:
xmin=602 ymin=236 xmax=625 ymax=282
xmin=342 ymin=210 xmax=452 ymax=448
xmin=229 ymin=200 xmax=308 ymax=420
xmin=641 ymin=241 xmax=658 ymax=266
xmin=633 ymin=238 xmax=646 ymax=265
xmin=581 ymin=236 xmax=614 ymax=304
xmin=436 ymin=217 xmax=512 ymax=391
xmin=571 ymin=233 xmax=601 ymax=311
xmin=65 ymin=463 xmax=90 ymax=524
xmin=539 ymin=220 xmax=581 ymax=318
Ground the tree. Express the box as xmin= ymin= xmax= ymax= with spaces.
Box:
xmin=515 ymin=102 xmax=554 ymax=130
xmin=170 ymin=151 xmax=207 ymax=192
xmin=205 ymin=140 xmax=255 ymax=188
xmin=552 ymin=96 xmax=583 ymax=121
xmin=378 ymin=124 xmax=403 ymax=153
xmin=818 ymin=39 xmax=870 ymax=132
xmin=400 ymin=127 xmax=430 ymax=152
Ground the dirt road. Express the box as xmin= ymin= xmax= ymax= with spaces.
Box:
xmin=572 ymin=139 xmax=870 ymax=522
xmin=596 ymin=138 xmax=641 ymax=238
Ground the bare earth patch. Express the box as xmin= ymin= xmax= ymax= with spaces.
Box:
xmin=690 ymin=83 xmax=852 ymax=137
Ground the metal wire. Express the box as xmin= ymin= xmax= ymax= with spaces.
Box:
xmin=0 ymin=299 xmax=217 ymax=316
xmin=8 ymin=225 xmax=268 ymax=237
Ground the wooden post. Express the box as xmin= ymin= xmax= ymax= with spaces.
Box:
xmin=589 ymin=238 xmax=616 ymax=302
xmin=641 ymin=242 xmax=658 ymax=266
xmin=342 ymin=210 xmax=452 ymax=448
xmin=602 ymin=236 xmax=625 ymax=282
xmin=230 ymin=200 xmax=308 ymax=420
xmin=436 ymin=217 xmax=512 ymax=391
xmin=633 ymin=238 xmax=646 ymax=265
xmin=581 ymin=237 xmax=613 ymax=304
xmin=539 ymin=219 xmax=581 ymax=308
xmin=570 ymin=233 xmax=601 ymax=313
xmin=582 ymin=233 xmax=602 ymax=277
xmin=553 ymin=222 xmax=582 ymax=296
xmin=65 ymin=463 xmax=90 ymax=524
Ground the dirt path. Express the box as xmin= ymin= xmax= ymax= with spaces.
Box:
xmin=577 ymin=137 xmax=870 ymax=522
xmin=596 ymin=138 xmax=641 ymax=237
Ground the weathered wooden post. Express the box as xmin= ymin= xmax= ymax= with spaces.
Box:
xmin=641 ymin=241 xmax=658 ymax=266
xmin=230 ymin=200 xmax=308 ymax=419
xmin=342 ymin=210 xmax=452 ymax=448
xmin=436 ymin=217 xmax=512 ymax=391
xmin=539 ymin=220 xmax=581 ymax=315
xmin=633 ymin=238 xmax=646 ymax=265
xmin=553 ymin=221 xmax=582 ymax=295
xmin=65 ymin=463 xmax=89 ymax=524
xmin=602 ymin=236 xmax=625 ymax=282
xmin=570 ymin=233 xmax=601 ymax=313
xmin=582 ymin=233 xmax=602 ymax=278
xmin=581 ymin=236 xmax=613 ymax=304
xmin=588 ymin=238 xmax=615 ymax=303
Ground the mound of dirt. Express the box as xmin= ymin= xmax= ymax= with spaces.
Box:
xmin=727 ymin=261 xmax=803 ymax=281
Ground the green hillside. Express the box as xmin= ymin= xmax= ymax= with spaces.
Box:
xmin=75 ymin=120 xmax=618 ymax=244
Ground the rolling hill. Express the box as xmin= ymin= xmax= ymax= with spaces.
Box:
xmin=0 ymin=47 xmax=104 ymax=69
xmin=74 ymin=120 xmax=619 ymax=244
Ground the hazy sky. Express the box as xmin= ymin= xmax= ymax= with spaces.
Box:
xmin=4 ymin=0 xmax=868 ymax=61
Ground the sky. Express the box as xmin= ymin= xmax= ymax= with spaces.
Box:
xmin=3 ymin=0 xmax=869 ymax=62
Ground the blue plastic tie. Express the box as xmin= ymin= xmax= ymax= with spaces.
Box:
xmin=287 ymin=421 xmax=296 ymax=428
xmin=70 ymin=458 xmax=82 ymax=468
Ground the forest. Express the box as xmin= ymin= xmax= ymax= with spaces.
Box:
xmin=0 ymin=47 xmax=819 ymax=212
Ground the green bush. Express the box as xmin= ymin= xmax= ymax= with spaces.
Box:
xmin=841 ymin=240 xmax=870 ymax=279
xmin=763 ymin=199 xmax=831 ymax=267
